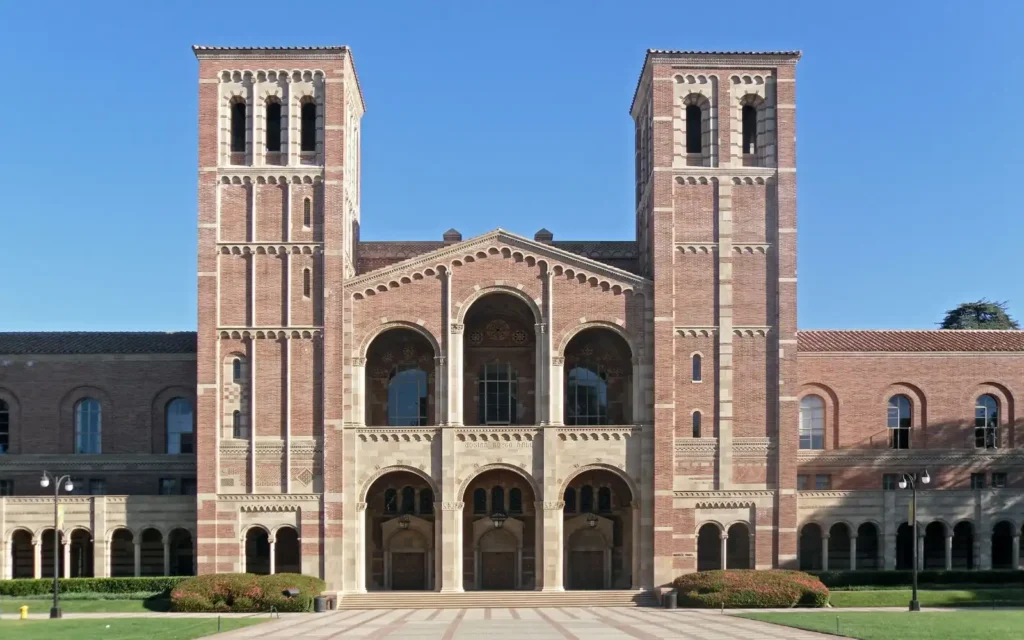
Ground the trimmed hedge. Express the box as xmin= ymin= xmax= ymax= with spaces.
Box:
xmin=673 ymin=570 xmax=829 ymax=608
xmin=0 ymin=577 xmax=186 ymax=597
xmin=811 ymin=570 xmax=1024 ymax=589
xmin=170 ymin=573 xmax=326 ymax=613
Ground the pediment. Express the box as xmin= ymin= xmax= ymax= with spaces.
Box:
xmin=347 ymin=229 xmax=650 ymax=299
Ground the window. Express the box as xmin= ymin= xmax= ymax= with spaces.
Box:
xmin=0 ymin=480 xmax=13 ymax=496
xmin=400 ymin=486 xmax=415 ymax=514
xmin=300 ymin=101 xmax=316 ymax=152
xmin=74 ymin=398 xmax=101 ymax=454
xmin=387 ymin=365 xmax=428 ymax=426
xmin=971 ymin=473 xmax=986 ymax=490
xmin=166 ymin=398 xmax=195 ymax=455
xmin=685 ymin=104 xmax=702 ymax=153
xmin=566 ymin=366 xmax=608 ymax=425
xmin=580 ymin=485 xmax=594 ymax=513
xmin=691 ymin=354 xmax=702 ymax=382
xmin=883 ymin=474 xmax=900 ymax=490
xmin=509 ymin=488 xmax=522 ymax=514
xmin=420 ymin=488 xmax=434 ymax=514
xmin=303 ymin=268 xmax=312 ymax=298
xmin=181 ymin=478 xmax=197 ymax=495
xmin=742 ymin=104 xmax=757 ymax=155
xmin=384 ymin=488 xmax=398 ymax=514
xmin=692 ymin=411 xmax=702 ymax=438
xmin=478 ymin=362 xmax=518 ymax=425
xmin=472 ymin=488 xmax=487 ymax=514
xmin=265 ymin=101 xmax=281 ymax=152
xmin=303 ymin=198 xmax=311 ymax=227
xmin=992 ymin=472 xmax=1008 ymax=489
xmin=814 ymin=474 xmax=832 ymax=490
xmin=232 ymin=410 xmax=243 ymax=439
xmin=796 ymin=474 xmax=809 ymax=490
xmin=232 ymin=358 xmax=242 ymax=382
xmin=491 ymin=486 xmax=505 ymax=514
xmin=563 ymin=487 xmax=577 ymax=513
xmin=0 ymin=398 xmax=9 ymax=453
xmin=159 ymin=478 xmax=179 ymax=495
xmin=975 ymin=394 xmax=999 ymax=449
xmin=799 ymin=395 xmax=825 ymax=450
xmin=89 ymin=479 xmax=106 ymax=495
xmin=230 ymin=101 xmax=246 ymax=153
xmin=887 ymin=395 xmax=912 ymax=450
xmin=598 ymin=487 xmax=612 ymax=513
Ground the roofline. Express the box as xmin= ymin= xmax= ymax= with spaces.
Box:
xmin=797 ymin=329 xmax=1024 ymax=333
xmin=629 ymin=49 xmax=802 ymax=116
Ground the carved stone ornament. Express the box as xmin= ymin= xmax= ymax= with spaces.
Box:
xmin=440 ymin=501 xmax=465 ymax=511
xmin=356 ymin=502 xmax=368 ymax=511
xmin=451 ymin=323 xmax=464 ymax=334
xmin=540 ymin=500 xmax=566 ymax=510
xmin=552 ymin=356 xmax=565 ymax=366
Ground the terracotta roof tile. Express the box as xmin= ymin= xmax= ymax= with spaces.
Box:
xmin=0 ymin=332 xmax=197 ymax=355
xmin=797 ymin=330 xmax=1024 ymax=353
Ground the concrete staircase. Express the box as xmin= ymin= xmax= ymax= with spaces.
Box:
xmin=337 ymin=589 xmax=658 ymax=609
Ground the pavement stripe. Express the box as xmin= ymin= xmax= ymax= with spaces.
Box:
xmin=325 ymin=609 xmax=394 ymax=639
xmin=439 ymin=608 xmax=466 ymax=640
xmin=534 ymin=608 xmax=581 ymax=640
xmin=586 ymin=608 xmax=667 ymax=640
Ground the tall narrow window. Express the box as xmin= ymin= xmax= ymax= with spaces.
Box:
xmin=303 ymin=198 xmax=311 ymax=227
xmin=491 ymin=486 xmax=505 ymax=514
xmin=598 ymin=487 xmax=612 ymax=513
xmin=563 ymin=487 xmax=577 ymax=513
xmin=232 ymin=410 xmax=243 ymax=439
xmin=232 ymin=358 xmax=242 ymax=382
xmin=303 ymin=268 xmax=311 ymax=298
xmin=473 ymin=488 xmax=487 ymax=514
xmin=74 ymin=398 xmax=101 ymax=454
xmin=387 ymin=366 xmax=428 ymax=426
xmin=384 ymin=488 xmax=398 ymax=514
xmin=420 ymin=488 xmax=434 ymax=514
xmin=478 ymin=362 xmax=518 ymax=425
xmin=887 ymin=395 xmax=912 ymax=450
xmin=742 ymin=104 xmax=757 ymax=155
xmin=230 ymin=101 xmax=246 ymax=153
xmin=166 ymin=398 xmax=195 ymax=455
xmin=692 ymin=411 xmax=702 ymax=438
xmin=692 ymin=354 xmax=703 ymax=382
xmin=566 ymin=365 xmax=608 ymax=425
xmin=400 ymin=486 xmax=415 ymax=514
xmin=799 ymin=395 xmax=825 ymax=450
xmin=580 ymin=485 xmax=594 ymax=513
xmin=509 ymin=488 xmax=523 ymax=514
xmin=685 ymin=104 xmax=702 ymax=153
xmin=265 ymin=101 xmax=282 ymax=152
xmin=300 ymin=102 xmax=316 ymax=152
xmin=0 ymin=399 xmax=9 ymax=454
xmin=975 ymin=394 xmax=1000 ymax=449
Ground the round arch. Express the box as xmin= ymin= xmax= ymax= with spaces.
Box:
xmin=799 ymin=382 xmax=840 ymax=449
xmin=880 ymin=382 xmax=928 ymax=426
xmin=695 ymin=520 xmax=725 ymax=535
xmin=556 ymin=321 xmax=636 ymax=358
xmin=5 ymin=525 xmax=34 ymax=542
xmin=360 ymin=464 xmax=440 ymax=503
xmin=239 ymin=523 xmax=271 ymax=540
xmin=150 ymin=385 xmax=196 ymax=454
xmin=359 ymin=321 xmax=442 ymax=361
xmin=556 ymin=463 xmax=637 ymax=503
xmin=459 ymin=463 xmax=540 ymax=499
xmin=455 ymin=285 xmax=542 ymax=326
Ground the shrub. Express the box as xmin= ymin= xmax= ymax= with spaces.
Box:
xmin=170 ymin=573 xmax=326 ymax=613
xmin=812 ymin=570 xmax=1024 ymax=589
xmin=0 ymin=577 xmax=187 ymax=597
xmin=673 ymin=570 xmax=829 ymax=608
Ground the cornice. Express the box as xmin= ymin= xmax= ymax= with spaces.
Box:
xmin=212 ymin=168 xmax=324 ymax=183
xmin=218 ymin=244 xmax=322 ymax=256
xmin=676 ymin=438 xmax=719 ymax=457
xmin=675 ymin=490 xmax=775 ymax=498
xmin=798 ymin=448 xmax=1024 ymax=466
xmin=676 ymin=326 xmax=718 ymax=337
xmin=798 ymin=351 xmax=1024 ymax=359
xmin=662 ymin=167 xmax=778 ymax=180
xmin=216 ymin=493 xmax=321 ymax=502
xmin=217 ymin=328 xmax=322 ymax=340
xmin=0 ymin=455 xmax=196 ymax=472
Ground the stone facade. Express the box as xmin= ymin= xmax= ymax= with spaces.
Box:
xmin=2 ymin=46 xmax=1024 ymax=590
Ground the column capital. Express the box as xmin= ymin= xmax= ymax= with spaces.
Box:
xmin=440 ymin=501 xmax=465 ymax=511
xmin=356 ymin=501 xmax=368 ymax=512
xmin=552 ymin=356 xmax=565 ymax=366
xmin=719 ymin=532 xmax=729 ymax=540
xmin=535 ymin=322 xmax=547 ymax=334
xmin=451 ymin=323 xmax=464 ymax=334
xmin=534 ymin=500 xmax=565 ymax=510
xmin=821 ymin=533 xmax=830 ymax=540
xmin=346 ymin=357 xmax=366 ymax=367
xmin=434 ymin=355 xmax=446 ymax=365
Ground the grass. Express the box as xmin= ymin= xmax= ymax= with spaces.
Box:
xmin=0 ymin=618 xmax=265 ymax=639
xmin=828 ymin=588 xmax=1024 ymax=608
xmin=740 ymin=611 xmax=1024 ymax=639
xmin=1 ymin=594 xmax=170 ymax=614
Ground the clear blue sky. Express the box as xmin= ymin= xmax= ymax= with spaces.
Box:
xmin=1 ymin=1 xmax=1021 ymax=331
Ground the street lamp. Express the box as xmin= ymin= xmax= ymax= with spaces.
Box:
xmin=898 ymin=469 xmax=930 ymax=612
xmin=40 ymin=471 xmax=74 ymax=619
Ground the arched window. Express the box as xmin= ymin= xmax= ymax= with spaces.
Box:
xmin=300 ymin=102 xmax=316 ymax=152
xmin=265 ymin=101 xmax=281 ymax=152
xmin=230 ymin=101 xmax=246 ymax=153
xmin=742 ymin=104 xmax=757 ymax=155
xmin=580 ymin=485 xmax=594 ymax=513
xmin=0 ymin=398 xmax=9 ymax=454
xmin=975 ymin=394 xmax=999 ymax=449
xmin=472 ymin=488 xmax=487 ymax=514
xmin=419 ymin=488 xmax=434 ymax=515
xmin=384 ymin=488 xmax=398 ymax=514
xmin=478 ymin=362 xmax=518 ymax=425
xmin=887 ymin=395 xmax=912 ymax=450
xmin=166 ymin=398 xmax=194 ymax=455
xmin=563 ymin=487 xmax=577 ymax=513
xmin=598 ymin=487 xmax=612 ymax=513
xmin=509 ymin=488 xmax=523 ymax=514
xmin=232 ymin=358 xmax=242 ymax=382
xmin=491 ymin=486 xmax=505 ymax=514
xmin=232 ymin=410 xmax=243 ymax=439
xmin=303 ymin=268 xmax=311 ymax=298
xmin=566 ymin=365 xmax=608 ymax=425
xmin=303 ymin=198 xmax=311 ymax=227
xmin=387 ymin=366 xmax=427 ymax=426
xmin=685 ymin=104 xmax=703 ymax=154
xmin=74 ymin=398 xmax=101 ymax=454
xmin=799 ymin=395 xmax=825 ymax=450
xmin=691 ymin=354 xmax=703 ymax=382
xmin=400 ymin=486 xmax=415 ymax=514
xmin=692 ymin=411 xmax=702 ymax=438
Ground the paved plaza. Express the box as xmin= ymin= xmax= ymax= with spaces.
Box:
xmin=212 ymin=607 xmax=840 ymax=639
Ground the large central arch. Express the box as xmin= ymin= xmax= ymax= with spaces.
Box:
xmin=363 ymin=469 xmax=438 ymax=591
xmin=462 ymin=465 xmax=538 ymax=590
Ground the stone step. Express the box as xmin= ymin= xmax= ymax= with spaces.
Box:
xmin=337 ymin=590 xmax=659 ymax=609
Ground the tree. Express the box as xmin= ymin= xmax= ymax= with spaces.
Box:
xmin=939 ymin=300 xmax=1020 ymax=330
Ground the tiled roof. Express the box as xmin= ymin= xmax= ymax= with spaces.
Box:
xmin=192 ymin=45 xmax=351 ymax=52
xmin=0 ymin=332 xmax=198 ymax=355
xmin=797 ymin=330 xmax=1024 ymax=353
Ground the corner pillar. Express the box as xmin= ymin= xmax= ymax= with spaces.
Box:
xmin=1013 ymin=535 xmax=1021 ymax=570
xmin=821 ymin=534 xmax=829 ymax=571
xmin=440 ymin=501 xmax=464 ymax=592
xmin=269 ymin=536 xmax=277 ymax=575
xmin=540 ymin=501 xmax=564 ymax=591
xmin=32 ymin=538 xmax=41 ymax=579
xmin=163 ymin=540 xmax=171 ymax=577
xmin=945 ymin=534 xmax=953 ymax=571
xmin=133 ymin=540 xmax=142 ymax=578
xmin=62 ymin=535 xmax=71 ymax=579
xmin=849 ymin=535 xmax=857 ymax=571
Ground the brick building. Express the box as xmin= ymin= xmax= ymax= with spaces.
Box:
xmin=1 ymin=46 xmax=1023 ymax=592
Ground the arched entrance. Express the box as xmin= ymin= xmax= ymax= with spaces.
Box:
xmin=110 ymin=529 xmax=134 ymax=577
xmin=274 ymin=526 xmax=301 ymax=574
xmin=895 ymin=523 xmax=914 ymax=570
xmin=364 ymin=470 xmax=437 ymax=591
xmin=726 ymin=523 xmax=751 ymax=569
xmin=696 ymin=523 xmax=721 ymax=571
xmin=139 ymin=529 xmax=164 ymax=576
xmin=244 ymin=527 xmax=270 ymax=575
xmin=952 ymin=521 xmax=974 ymax=569
xmin=69 ymin=529 xmax=93 ymax=577
xmin=799 ymin=524 xmax=823 ymax=571
xmin=563 ymin=468 xmax=636 ymax=589
xmin=563 ymin=328 xmax=633 ymax=425
xmin=992 ymin=521 xmax=1014 ymax=569
xmin=9 ymin=530 xmax=33 ymax=578
xmin=464 ymin=467 xmax=537 ymax=589
xmin=828 ymin=523 xmax=851 ymax=570
xmin=40 ymin=529 xmax=65 ymax=578
xmin=365 ymin=328 xmax=437 ymax=426
xmin=923 ymin=522 xmax=945 ymax=570
xmin=856 ymin=523 xmax=880 ymax=570
xmin=167 ymin=528 xmax=194 ymax=576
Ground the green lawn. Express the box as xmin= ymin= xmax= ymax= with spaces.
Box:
xmin=0 ymin=618 xmax=264 ymax=639
xmin=741 ymin=611 xmax=1024 ymax=640
xmin=1 ymin=597 xmax=169 ymax=614
xmin=829 ymin=588 xmax=1024 ymax=608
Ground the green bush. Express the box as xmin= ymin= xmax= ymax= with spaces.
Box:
xmin=673 ymin=570 xmax=829 ymax=608
xmin=812 ymin=570 xmax=1024 ymax=589
xmin=170 ymin=573 xmax=326 ymax=613
xmin=0 ymin=577 xmax=186 ymax=597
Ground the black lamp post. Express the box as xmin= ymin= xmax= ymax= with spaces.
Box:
xmin=40 ymin=471 xmax=74 ymax=619
xmin=899 ymin=469 xmax=930 ymax=612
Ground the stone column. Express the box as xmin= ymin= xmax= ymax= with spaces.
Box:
xmin=720 ymin=532 xmax=729 ymax=569
xmin=550 ymin=358 xmax=564 ymax=426
xmin=539 ymin=268 xmax=555 ymax=425
xmin=631 ymin=503 xmax=641 ymax=589
xmin=439 ymin=269 xmax=452 ymax=424
xmin=32 ymin=538 xmax=41 ymax=579
xmin=269 ymin=536 xmax=277 ymax=575
xmin=916 ymin=533 xmax=924 ymax=571
xmin=353 ymin=503 xmax=367 ymax=592
xmin=821 ymin=534 xmax=829 ymax=571
xmin=540 ymin=501 xmax=564 ymax=590
xmin=434 ymin=517 xmax=442 ymax=591
xmin=163 ymin=541 xmax=171 ymax=577
xmin=850 ymin=535 xmax=857 ymax=571
xmin=631 ymin=357 xmax=643 ymax=424
xmin=62 ymin=537 xmax=71 ymax=579
xmin=1013 ymin=535 xmax=1021 ymax=570
xmin=448 ymin=323 xmax=464 ymax=425
xmin=945 ymin=534 xmax=953 ymax=570
xmin=133 ymin=540 xmax=142 ymax=578
xmin=535 ymin=322 xmax=548 ymax=425
xmin=440 ymin=501 xmax=464 ymax=592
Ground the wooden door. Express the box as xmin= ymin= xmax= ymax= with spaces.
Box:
xmin=480 ymin=552 xmax=515 ymax=590
xmin=391 ymin=552 xmax=426 ymax=590
xmin=569 ymin=551 xmax=604 ymax=590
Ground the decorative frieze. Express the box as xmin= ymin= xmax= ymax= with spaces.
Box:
xmin=358 ymin=430 xmax=437 ymax=443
